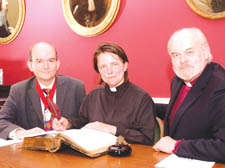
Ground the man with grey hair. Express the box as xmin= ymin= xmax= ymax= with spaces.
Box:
xmin=0 ymin=42 xmax=86 ymax=140
xmin=153 ymin=28 xmax=225 ymax=163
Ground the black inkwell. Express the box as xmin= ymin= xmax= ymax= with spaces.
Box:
xmin=108 ymin=136 xmax=132 ymax=156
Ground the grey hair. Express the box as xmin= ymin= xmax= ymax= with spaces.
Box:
xmin=167 ymin=27 xmax=212 ymax=63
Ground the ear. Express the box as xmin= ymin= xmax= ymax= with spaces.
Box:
xmin=202 ymin=45 xmax=211 ymax=62
xmin=27 ymin=61 xmax=33 ymax=72
xmin=124 ymin=62 xmax=128 ymax=72
xmin=56 ymin=60 xmax=60 ymax=70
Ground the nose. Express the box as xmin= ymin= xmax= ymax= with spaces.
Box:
xmin=43 ymin=60 xmax=49 ymax=69
xmin=106 ymin=65 xmax=113 ymax=74
xmin=180 ymin=53 xmax=188 ymax=64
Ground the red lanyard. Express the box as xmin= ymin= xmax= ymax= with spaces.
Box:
xmin=36 ymin=78 xmax=56 ymax=109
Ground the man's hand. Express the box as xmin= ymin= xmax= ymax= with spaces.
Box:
xmin=52 ymin=117 xmax=72 ymax=131
xmin=15 ymin=127 xmax=45 ymax=139
xmin=82 ymin=121 xmax=117 ymax=135
xmin=153 ymin=136 xmax=177 ymax=153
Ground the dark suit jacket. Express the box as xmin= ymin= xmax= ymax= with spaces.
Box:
xmin=164 ymin=62 xmax=225 ymax=163
xmin=0 ymin=75 xmax=86 ymax=139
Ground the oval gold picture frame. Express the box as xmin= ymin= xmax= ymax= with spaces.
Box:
xmin=0 ymin=0 xmax=25 ymax=44
xmin=186 ymin=0 xmax=225 ymax=19
xmin=62 ymin=0 xmax=121 ymax=37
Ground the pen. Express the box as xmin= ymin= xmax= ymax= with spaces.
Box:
xmin=47 ymin=98 xmax=61 ymax=120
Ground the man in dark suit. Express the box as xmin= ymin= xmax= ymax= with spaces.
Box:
xmin=0 ymin=42 xmax=86 ymax=140
xmin=153 ymin=28 xmax=225 ymax=163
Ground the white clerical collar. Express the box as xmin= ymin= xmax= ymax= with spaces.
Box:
xmin=38 ymin=78 xmax=55 ymax=89
xmin=185 ymin=82 xmax=192 ymax=87
xmin=110 ymin=87 xmax=117 ymax=92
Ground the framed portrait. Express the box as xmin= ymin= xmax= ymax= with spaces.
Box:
xmin=186 ymin=0 xmax=225 ymax=19
xmin=62 ymin=0 xmax=121 ymax=37
xmin=0 ymin=0 xmax=25 ymax=44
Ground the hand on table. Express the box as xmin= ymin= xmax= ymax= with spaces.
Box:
xmin=153 ymin=136 xmax=177 ymax=153
xmin=15 ymin=127 xmax=45 ymax=139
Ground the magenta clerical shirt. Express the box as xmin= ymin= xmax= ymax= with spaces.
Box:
xmin=170 ymin=79 xmax=197 ymax=128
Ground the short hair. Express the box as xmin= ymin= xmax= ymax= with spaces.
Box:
xmin=93 ymin=42 xmax=129 ymax=84
xmin=167 ymin=27 xmax=212 ymax=63
xmin=29 ymin=42 xmax=58 ymax=61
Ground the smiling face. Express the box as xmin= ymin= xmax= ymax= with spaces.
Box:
xmin=97 ymin=52 xmax=128 ymax=88
xmin=27 ymin=42 xmax=60 ymax=86
xmin=168 ymin=29 xmax=210 ymax=82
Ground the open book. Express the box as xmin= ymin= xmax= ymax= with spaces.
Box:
xmin=22 ymin=129 xmax=117 ymax=157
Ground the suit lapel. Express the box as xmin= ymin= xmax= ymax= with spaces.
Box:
xmin=56 ymin=76 xmax=66 ymax=113
xmin=28 ymin=79 xmax=43 ymax=123
xmin=165 ymin=78 xmax=183 ymax=135
xmin=166 ymin=80 xmax=183 ymax=119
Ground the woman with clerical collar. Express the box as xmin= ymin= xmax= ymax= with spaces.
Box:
xmin=73 ymin=42 xmax=156 ymax=145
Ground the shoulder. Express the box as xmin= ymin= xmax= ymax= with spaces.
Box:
xmin=210 ymin=63 xmax=225 ymax=81
xmin=125 ymin=82 xmax=154 ymax=104
xmin=209 ymin=63 xmax=225 ymax=91
xmin=81 ymin=86 xmax=104 ymax=104
xmin=8 ymin=77 xmax=35 ymax=98
xmin=126 ymin=82 xmax=155 ymax=109
xmin=56 ymin=75 xmax=84 ymax=87
xmin=11 ymin=77 xmax=35 ymax=91
xmin=128 ymin=82 xmax=151 ymax=97
xmin=202 ymin=63 xmax=225 ymax=89
xmin=194 ymin=63 xmax=225 ymax=100
xmin=87 ymin=85 xmax=105 ymax=96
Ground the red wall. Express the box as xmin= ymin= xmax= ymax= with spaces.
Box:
xmin=0 ymin=0 xmax=225 ymax=97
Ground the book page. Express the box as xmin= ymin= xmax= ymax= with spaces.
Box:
xmin=0 ymin=138 xmax=22 ymax=147
xmin=155 ymin=154 xmax=215 ymax=168
xmin=60 ymin=128 xmax=117 ymax=152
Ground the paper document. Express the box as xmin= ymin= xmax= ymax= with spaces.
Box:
xmin=22 ymin=130 xmax=60 ymax=138
xmin=155 ymin=154 xmax=215 ymax=168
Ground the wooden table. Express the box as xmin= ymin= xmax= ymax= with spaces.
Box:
xmin=0 ymin=143 xmax=224 ymax=168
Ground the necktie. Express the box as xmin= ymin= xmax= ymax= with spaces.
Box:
xmin=43 ymin=89 xmax=51 ymax=97
xmin=43 ymin=89 xmax=54 ymax=131
xmin=170 ymin=84 xmax=191 ymax=128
